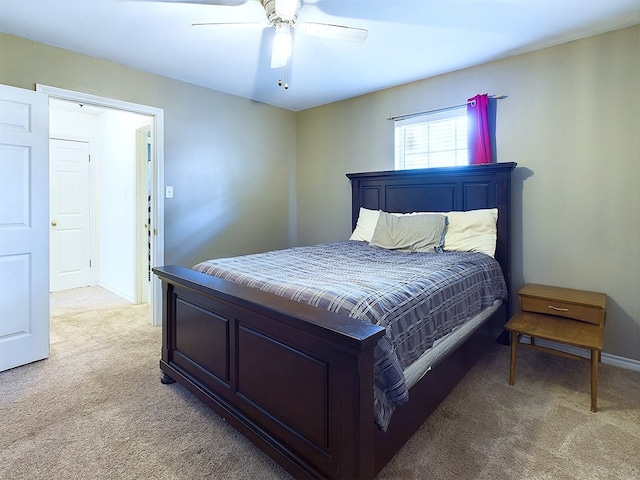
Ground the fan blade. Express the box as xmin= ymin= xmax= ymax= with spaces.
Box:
xmin=296 ymin=22 xmax=368 ymax=43
xmin=152 ymin=0 xmax=248 ymax=5
xmin=192 ymin=21 xmax=268 ymax=28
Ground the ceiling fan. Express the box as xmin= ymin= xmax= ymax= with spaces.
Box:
xmin=193 ymin=0 xmax=368 ymax=88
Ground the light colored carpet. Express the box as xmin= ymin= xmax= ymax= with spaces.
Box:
xmin=1 ymin=287 xmax=639 ymax=479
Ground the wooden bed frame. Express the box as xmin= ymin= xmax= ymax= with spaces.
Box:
xmin=154 ymin=162 xmax=516 ymax=479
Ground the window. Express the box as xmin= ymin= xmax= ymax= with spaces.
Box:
xmin=394 ymin=107 xmax=468 ymax=170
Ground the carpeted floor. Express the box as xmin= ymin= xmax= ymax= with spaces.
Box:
xmin=1 ymin=286 xmax=639 ymax=479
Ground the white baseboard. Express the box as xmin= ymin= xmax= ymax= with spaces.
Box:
xmin=522 ymin=336 xmax=640 ymax=372
xmin=97 ymin=281 xmax=135 ymax=304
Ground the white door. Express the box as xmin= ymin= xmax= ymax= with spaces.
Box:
xmin=0 ymin=84 xmax=49 ymax=372
xmin=50 ymin=138 xmax=91 ymax=291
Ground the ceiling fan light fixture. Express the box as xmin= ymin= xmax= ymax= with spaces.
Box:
xmin=271 ymin=24 xmax=292 ymax=69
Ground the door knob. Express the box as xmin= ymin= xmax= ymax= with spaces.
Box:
xmin=51 ymin=221 xmax=57 ymax=226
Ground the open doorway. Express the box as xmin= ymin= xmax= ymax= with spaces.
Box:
xmin=38 ymin=85 xmax=165 ymax=326
xmin=49 ymin=100 xmax=153 ymax=303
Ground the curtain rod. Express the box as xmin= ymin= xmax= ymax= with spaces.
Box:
xmin=387 ymin=94 xmax=507 ymax=121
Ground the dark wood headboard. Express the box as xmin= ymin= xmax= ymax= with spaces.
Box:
xmin=347 ymin=162 xmax=517 ymax=294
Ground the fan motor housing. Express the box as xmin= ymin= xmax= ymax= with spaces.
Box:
xmin=262 ymin=0 xmax=298 ymax=25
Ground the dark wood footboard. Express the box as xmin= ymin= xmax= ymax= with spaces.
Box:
xmin=154 ymin=265 xmax=385 ymax=480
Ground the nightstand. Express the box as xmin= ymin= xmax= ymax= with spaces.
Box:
xmin=505 ymin=283 xmax=607 ymax=412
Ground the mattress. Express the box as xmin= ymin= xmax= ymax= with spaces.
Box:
xmin=403 ymin=299 xmax=502 ymax=389
xmin=193 ymin=240 xmax=508 ymax=430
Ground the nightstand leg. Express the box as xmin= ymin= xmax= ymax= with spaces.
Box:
xmin=509 ymin=331 xmax=517 ymax=386
xmin=591 ymin=349 xmax=598 ymax=413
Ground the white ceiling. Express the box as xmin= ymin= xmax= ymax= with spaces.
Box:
xmin=2 ymin=0 xmax=640 ymax=111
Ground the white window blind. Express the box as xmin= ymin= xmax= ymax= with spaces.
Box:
xmin=394 ymin=107 xmax=468 ymax=170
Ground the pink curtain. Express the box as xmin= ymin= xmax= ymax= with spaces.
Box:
xmin=467 ymin=93 xmax=492 ymax=164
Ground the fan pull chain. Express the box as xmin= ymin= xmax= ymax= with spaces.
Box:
xmin=277 ymin=64 xmax=289 ymax=90
xmin=284 ymin=64 xmax=289 ymax=89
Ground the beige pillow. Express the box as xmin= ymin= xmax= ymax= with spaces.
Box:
xmin=349 ymin=207 xmax=381 ymax=242
xmin=370 ymin=211 xmax=447 ymax=253
xmin=442 ymin=208 xmax=498 ymax=257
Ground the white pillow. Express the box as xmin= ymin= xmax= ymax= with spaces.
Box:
xmin=349 ymin=207 xmax=381 ymax=242
xmin=441 ymin=208 xmax=498 ymax=257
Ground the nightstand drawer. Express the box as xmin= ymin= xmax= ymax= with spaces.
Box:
xmin=518 ymin=283 xmax=606 ymax=326
xmin=520 ymin=297 xmax=604 ymax=325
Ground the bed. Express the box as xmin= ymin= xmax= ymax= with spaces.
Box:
xmin=153 ymin=161 xmax=517 ymax=479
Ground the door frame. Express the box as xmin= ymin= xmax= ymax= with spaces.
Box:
xmin=36 ymin=84 xmax=165 ymax=327
xmin=135 ymin=124 xmax=152 ymax=305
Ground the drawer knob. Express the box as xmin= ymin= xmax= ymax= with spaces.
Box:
xmin=548 ymin=305 xmax=569 ymax=312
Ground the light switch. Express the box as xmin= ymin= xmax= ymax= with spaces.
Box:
xmin=165 ymin=186 xmax=174 ymax=198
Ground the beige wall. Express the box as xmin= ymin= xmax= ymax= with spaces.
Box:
xmin=0 ymin=32 xmax=297 ymax=268
xmin=2 ymin=25 xmax=638 ymax=361
xmin=296 ymin=24 xmax=640 ymax=361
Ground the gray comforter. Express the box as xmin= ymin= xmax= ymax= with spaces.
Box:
xmin=193 ymin=241 xmax=507 ymax=430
